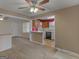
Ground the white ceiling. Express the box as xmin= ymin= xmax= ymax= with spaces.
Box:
xmin=0 ymin=0 xmax=79 ymax=18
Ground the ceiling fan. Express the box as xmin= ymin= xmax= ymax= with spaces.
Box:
xmin=18 ymin=0 xmax=49 ymax=13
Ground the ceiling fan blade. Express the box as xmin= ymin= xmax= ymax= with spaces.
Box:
xmin=25 ymin=0 xmax=32 ymax=5
xmin=18 ymin=7 xmax=28 ymax=9
xmin=25 ymin=0 xmax=31 ymax=3
xmin=39 ymin=0 xmax=49 ymax=5
xmin=36 ymin=6 xmax=45 ymax=11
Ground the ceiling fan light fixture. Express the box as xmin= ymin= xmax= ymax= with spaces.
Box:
xmin=30 ymin=7 xmax=35 ymax=12
xmin=30 ymin=7 xmax=38 ymax=13
xmin=34 ymin=8 xmax=38 ymax=13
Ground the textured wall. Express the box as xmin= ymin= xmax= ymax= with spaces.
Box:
xmin=55 ymin=5 xmax=79 ymax=54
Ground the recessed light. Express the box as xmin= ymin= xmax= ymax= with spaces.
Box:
xmin=0 ymin=15 xmax=4 ymax=21
xmin=0 ymin=18 xmax=3 ymax=20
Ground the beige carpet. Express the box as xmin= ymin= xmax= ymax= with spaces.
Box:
xmin=0 ymin=37 xmax=56 ymax=59
xmin=0 ymin=57 xmax=7 ymax=59
xmin=0 ymin=38 xmax=78 ymax=59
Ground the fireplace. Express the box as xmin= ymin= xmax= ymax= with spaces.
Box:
xmin=46 ymin=32 xmax=51 ymax=40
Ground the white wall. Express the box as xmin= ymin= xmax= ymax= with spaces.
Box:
xmin=0 ymin=21 xmax=11 ymax=34
xmin=11 ymin=21 xmax=22 ymax=36
xmin=0 ymin=20 xmax=22 ymax=36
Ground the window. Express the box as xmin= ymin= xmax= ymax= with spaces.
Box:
xmin=23 ymin=22 xmax=30 ymax=32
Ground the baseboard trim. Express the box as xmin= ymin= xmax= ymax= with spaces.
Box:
xmin=56 ymin=47 xmax=79 ymax=58
xmin=0 ymin=47 xmax=12 ymax=52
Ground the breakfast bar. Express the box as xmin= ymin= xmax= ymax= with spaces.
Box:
xmin=30 ymin=31 xmax=45 ymax=45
